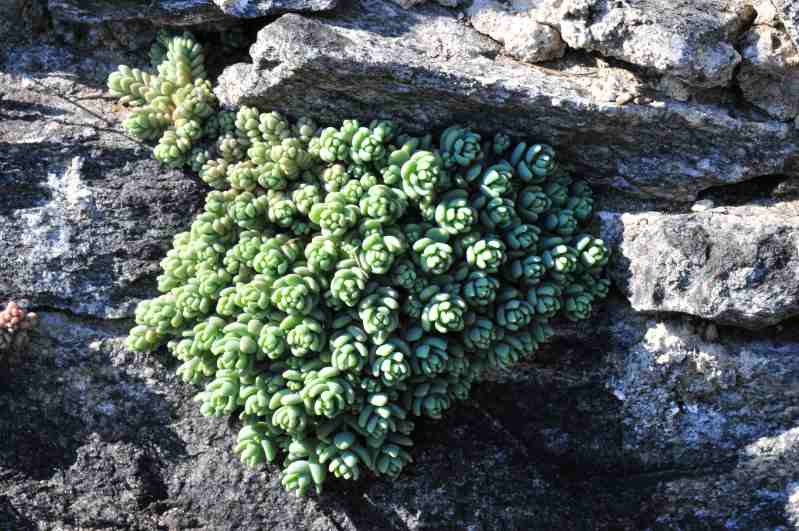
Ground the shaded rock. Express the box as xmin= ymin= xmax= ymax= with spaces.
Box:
xmin=648 ymin=424 xmax=799 ymax=528
xmin=608 ymin=318 xmax=799 ymax=468
xmin=467 ymin=0 xmax=566 ymax=64
xmin=216 ymin=0 xmax=799 ymax=201
xmin=600 ymin=204 xmax=799 ymax=328
xmin=48 ymin=0 xmax=229 ymax=26
xmin=212 ymin=0 xmax=337 ymax=16
xmin=530 ymin=0 xmax=752 ymax=89
xmin=738 ymin=4 xmax=799 ymax=121
xmin=1 ymin=312 xmax=600 ymax=530
xmin=775 ymin=0 xmax=799 ymax=49
xmin=0 ymin=45 xmax=206 ymax=318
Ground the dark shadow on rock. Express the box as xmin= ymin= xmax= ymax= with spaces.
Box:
xmin=0 ymin=495 xmax=35 ymax=531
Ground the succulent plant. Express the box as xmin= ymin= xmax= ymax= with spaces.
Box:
xmin=113 ymin=33 xmax=611 ymax=497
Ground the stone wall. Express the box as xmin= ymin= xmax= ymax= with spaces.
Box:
xmin=1 ymin=0 xmax=798 ymax=529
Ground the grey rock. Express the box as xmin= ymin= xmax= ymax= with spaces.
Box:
xmin=48 ymin=0 xmax=229 ymax=26
xmin=608 ymin=318 xmax=799 ymax=468
xmin=776 ymin=0 xmax=799 ymax=50
xmin=467 ymin=0 xmax=566 ymax=63
xmin=738 ymin=7 xmax=799 ymax=121
xmin=648 ymin=425 xmax=799 ymax=528
xmin=0 ymin=45 xmax=206 ymax=318
xmin=212 ymin=0 xmax=337 ymax=17
xmin=551 ymin=0 xmax=751 ymax=89
xmin=0 ymin=312 xmax=597 ymax=530
xmin=600 ymin=204 xmax=799 ymax=328
xmin=216 ymin=0 xmax=799 ymax=201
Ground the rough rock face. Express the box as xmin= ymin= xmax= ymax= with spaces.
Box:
xmin=738 ymin=2 xmax=799 ymax=121
xmin=216 ymin=0 xmax=799 ymax=201
xmin=600 ymin=204 xmax=799 ymax=329
xmin=467 ymin=0 xmax=566 ymax=64
xmin=49 ymin=0 xmax=336 ymax=25
xmin=0 ymin=45 xmax=205 ymax=318
xmin=4 ymin=1 xmax=799 ymax=529
xmin=212 ymin=0 xmax=337 ymax=16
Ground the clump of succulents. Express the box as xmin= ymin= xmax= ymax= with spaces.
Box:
xmin=113 ymin=34 xmax=611 ymax=496
xmin=0 ymin=301 xmax=38 ymax=353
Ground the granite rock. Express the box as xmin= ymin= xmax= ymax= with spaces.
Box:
xmin=215 ymin=0 xmax=799 ymax=201
xmin=600 ymin=203 xmax=799 ymax=328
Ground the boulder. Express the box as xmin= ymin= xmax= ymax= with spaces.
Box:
xmin=216 ymin=0 xmax=799 ymax=201
xmin=738 ymin=3 xmax=799 ymax=121
xmin=0 ymin=44 xmax=206 ymax=318
xmin=467 ymin=0 xmax=566 ymax=64
xmin=212 ymin=0 xmax=337 ymax=16
xmin=600 ymin=204 xmax=799 ymax=329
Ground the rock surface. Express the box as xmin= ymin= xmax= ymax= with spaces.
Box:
xmin=600 ymin=204 xmax=799 ymax=329
xmin=216 ymin=0 xmax=799 ymax=201
xmin=212 ymin=0 xmax=337 ymax=16
xmin=48 ymin=0 xmax=229 ymax=25
xmin=3 ymin=1 xmax=799 ymax=529
xmin=738 ymin=3 xmax=799 ymax=121
xmin=467 ymin=0 xmax=565 ymax=64
xmin=0 ymin=45 xmax=205 ymax=318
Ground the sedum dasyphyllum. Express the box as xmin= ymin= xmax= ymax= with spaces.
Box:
xmin=112 ymin=33 xmax=611 ymax=496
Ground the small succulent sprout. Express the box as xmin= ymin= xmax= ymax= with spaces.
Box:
xmin=492 ymin=132 xmax=511 ymax=155
xmin=271 ymin=273 xmax=321 ymax=315
xmin=526 ymin=283 xmax=562 ymax=319
xmin=309 ymin=195 xmax=360 ymax=237
xmin=421 ymin=293 xmax=468 ymax=334
xmin=566 ymin=192 xmax=594 ymax=221
xmin=319 ymin=127 xmax=352 ymax=163
xmin=227 ymin=191 xmax=267 ymax=230
xmin=373 ymin=439 xmax=414 ymax=479
xmin=490 ymin=338 xmax=522 ymax=369
xmin=258 ymin=324 xmax=287 ymax=360
xmin=217 ymin=133 xmax=246 ymax=162
xmin=574 ymin=234 xmax=610 ymax=270
xmin=211 ymin=318 xmax=263 ymax=370
xmin=466 ymin=236 xmax=507 ymax=273
xmin=543 ymin=209 xmax=578 ymax=237
xmin=439 ymin=126 xmax=482 ymax=168
xmin=281 ymin=313 xmax=326 ymax=357
xmin=330 ymin=259 xmax=370 ymax=307
xmin=358 ymin=393 xmax=407 ymax=442
xmin=195 ymin=368 xmax=240 ymax=417
xmin=108 ymin=65 xmax=152 ymax=106
xmin=292 ymin=184 xmax=324 ymax=216
xmin=235 ymin=106 xmax=263 ymax=144
xmin=404 ymin=378 xmax=450 ymax=419
xmin=434 ymin=190 xmax=477 ymax=235
xmin=517 ymin=185 xmax=552 ymax=222
xmin=562 ymin=285 xmax=594 ymax=321
xmin=351 ymin=127 xmax=387 ymax=165
xmin=371 ymin=338 xmax=412 ymax=387
xmin=494 ymin=289 xmax=535 ymax=331
xmin=359 ymin=185 xmax=408 ymax=225
xmin=579 ymin=274 xmax=611 ymax=299
xmin=235 ymin=418 xmax=280 ymax=467
xmin=292 ymin=116 xmax=318 ymax=144
xmin=358 ymin=286 xmax=401 ymax=345
xmin=413 ymin=228 xmax=454 ymax=275
xmin=370 ymin=119 xmax=398 ymax=142
xmin=227 ymin=161 xmax=260 ymax=192
xmin=503 ymin=223 xmax=541 ymax=254
xmin=480 ymin=161 xmax=514 ymax=198
xmin=301 ymin=367 xmax=356 ymax=418
xmin=322 ymin=432 xmax=372 ymax=481
xmin=330 ymin=325 xmax=369 ymax=372
xmin=504 ymin=254 xmax=546 ymax=286
xmin=401 ymin=150 xmax=443 ymax=200
xmin=544 ymin=176 xmax=572 ymax=207
xmin=463 ymin=318 xmax=500 ymax=351
xmin=271 ymin=137 xmax=312 ymax=179
xmin=461 ymin=271 xmax=500 ymax=307
xmin=358 ymin=232 xmax=406 ymax=275
xmin=509 ymin=142 xmax=556 ymax=182
xmin=233 ymin=274 xmax=274 ymax=315
xmin=408 ymin=330 xmax=449 ymax=377
xmin=542 ymin=244 xmax=579 ymax=281
xmin=473 ymin=194 xmax=516 ymax=230
xmin=124 ymin=108 xmax=171 ymax=141
xmin=305 ymin=236 xmax=340 ymax=274
xmin=257 ymin=111 xmax=291 ymax=146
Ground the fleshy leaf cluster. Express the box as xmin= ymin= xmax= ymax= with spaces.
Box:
xmin=113 ymin=34 xmax=611 ymax=496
